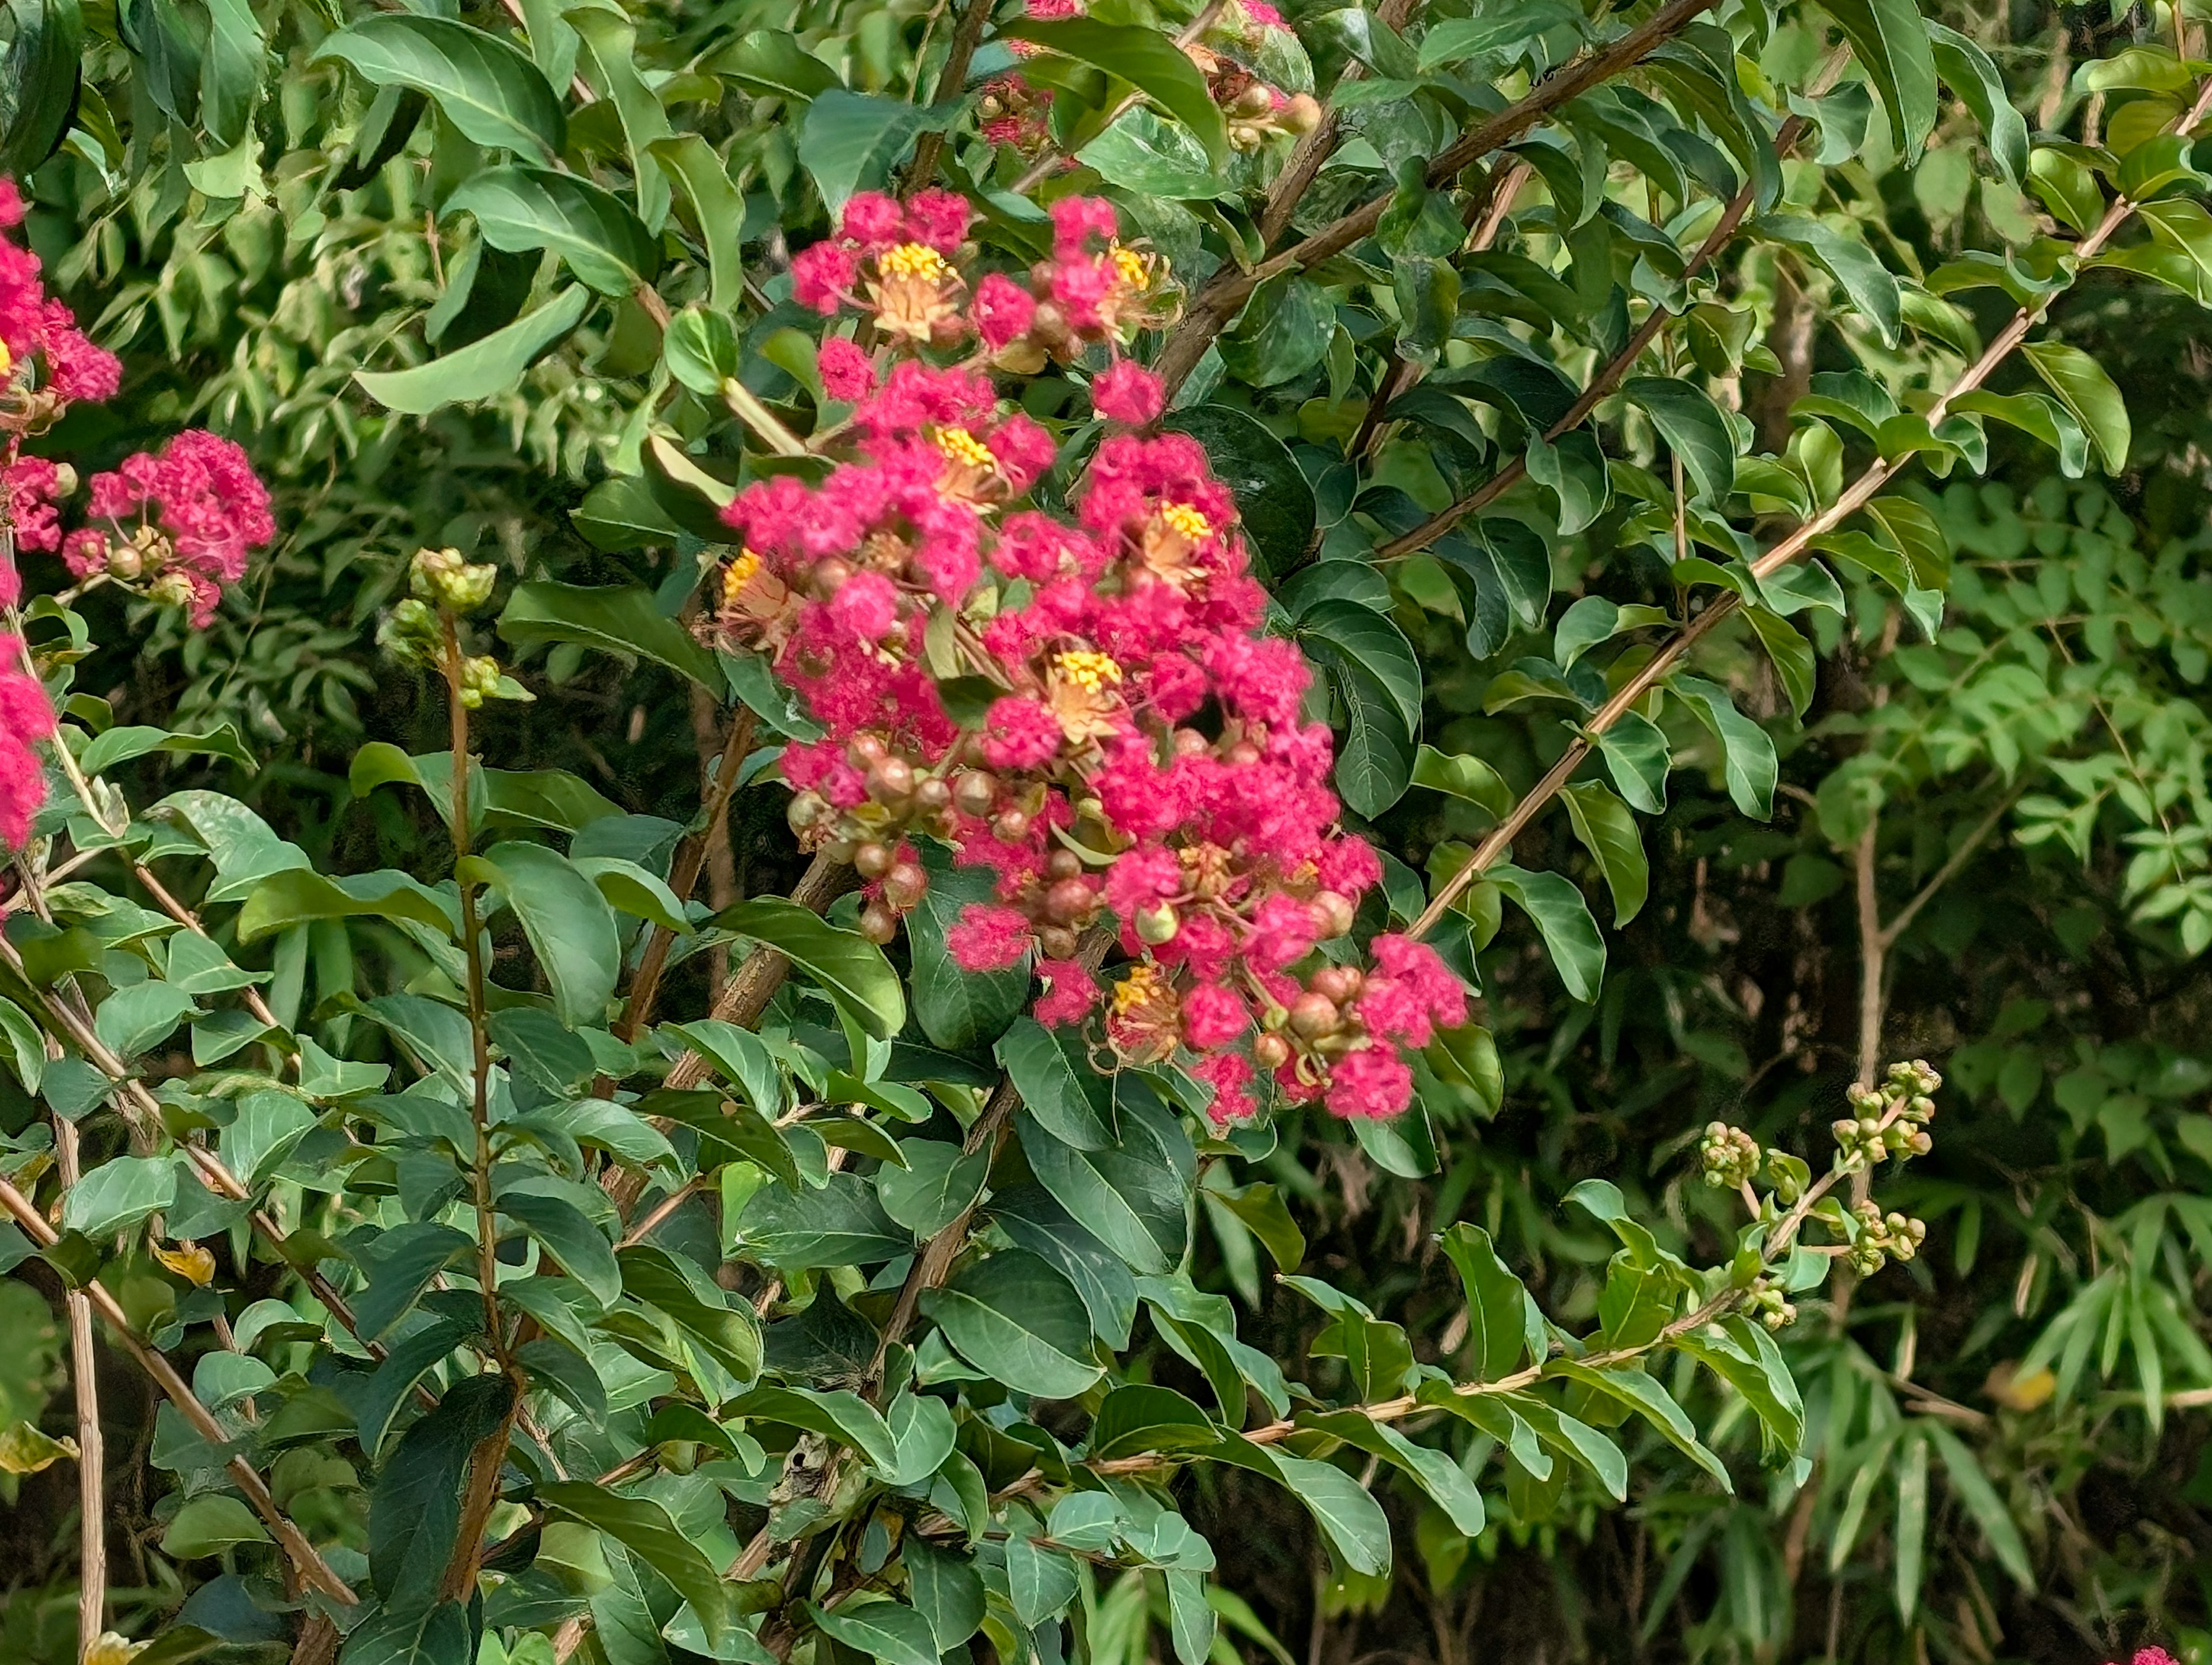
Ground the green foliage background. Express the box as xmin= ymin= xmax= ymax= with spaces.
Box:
xmin=6 ymin=0 xmax=2212 ymax=1660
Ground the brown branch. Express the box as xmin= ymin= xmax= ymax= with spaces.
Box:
xmin=620 ymin=704 xmax=756 ymax=1044
xmin=55 ymin=1117 xmax=107 ymax=1660
xmin=1255 ymin=0 xmax=1426 ymax=246
xmin=903 ymin=0 xmax=1002 ymax=194
xmin=1009 ymin=3 xmax=1229 ymax=196
xmin=1405 ymin=74 xmax=2212 ymax=939
xmin=1152 ymin=0 xmax=1721 ymax=396
xmin=0 ymin=1174 xmax=358 ymax=1607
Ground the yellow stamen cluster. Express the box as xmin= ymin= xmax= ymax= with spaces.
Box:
xmin=723 ymin=548 xmax=763 ymax=603
xmin=1113 ymin=962 xmax=1168 ymax=1014
xmin=1111 ymin=245 xmax=1150 ymax=290
xmin=877 ymin=242 xmax=953 ymax=283
xmin=1160 ymin=503 xmax=1214 ymax=541
xmin=1054 ymin=650 xmax=1124 ymax=692
xmin=935 ymin=427 xmax=998 ymax=471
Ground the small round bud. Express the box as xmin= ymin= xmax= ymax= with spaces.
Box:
xmin=1310 ymin=965 xmax=1363 ymax=1006
xmin=854 ymin=841 xmax=895 ymax=879
xmin=952 ymin=771 xmax=998 ymax=816
xmin=1044 ymin=877 xmax=1093 ymax=924
xmin=859 ymin=902 xmax=899 ymax=944
xmin=103 ymin=541 xmax=138 ymax=579
xmin=1038 ymin=924 xmax=1080 ymax=959
xmin=1279 ymin=93 xmax=1323 ymax=134
xmin=812 ymin=556 xmax=854 ymax=598
xmin=884 ymin=862 xmax=927 ymax=911
xmin=868 ymin=756 xmax=914 ymax=802
xmin=850 ymin=733 xmax=889 ymax=765
xmin=1309 ymin=890 xmax=1356 ymax=940
xmin=993 ymin=807 xmax=1031 ymax=842
xmin=1134 ymin=901 xmax=1179 ymax=945
xmin=1289 ymin=992 xmax=1339 ymax=1040
xmin=1253 ymin=1032 xmax=1291 ymax=1069
xmin=1173 ymin=727 xmax=1211 ymax=757
xmin=1047 ymin=849 xmax=1082 ymax=881
xmin=914 ymin=777 xmax=951 ymax=813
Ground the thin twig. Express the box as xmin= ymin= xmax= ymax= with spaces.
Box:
xmin=903 ymin=0 xmax=1002 ymax=194
xmin=0 ymin=1174 xmax=358 ymax=1607
xmin=55 ymin=1117 xmax=107 ymax=1661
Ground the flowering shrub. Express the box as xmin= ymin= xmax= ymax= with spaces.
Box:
xmin=3 ymin=0 xmax=2212 ymax=1660
xmin=722 ymin=191 xmax=1463 ymax=1121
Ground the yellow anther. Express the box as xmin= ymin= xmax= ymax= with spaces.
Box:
xmin=935 ymin=427 xmax=998 ymax=471
xmin=723 ymin=548 xmax=763 ymax=602
xmin=1112 ymin=962 xmax=1167 ymax=1014
xmin=1054 ymin=649 xmax=1123 ymax=692
xmin=1159 ymin=503 xmax=1213 ymax=541
xmin=1111 ymin=245 xmax=1149 ymax=290
xmin=877 ymin=242 xmax=953 ymax=283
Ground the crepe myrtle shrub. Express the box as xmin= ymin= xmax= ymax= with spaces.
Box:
xmin=0 ymin=178 xmax=1950 ymax=1663
xmin=3 ymin=0 xmax=2212 ymax=1652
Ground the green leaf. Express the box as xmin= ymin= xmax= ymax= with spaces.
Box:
xmin=339 ymin=1605 xmax=471 ymax=1665
xmin=1893 ymin=1431 xmax=1929 ymax=1618
xmin=876 ymin=1140 xmax=990 ymax=1238
xmin=919 ymin=1249 xmax=1104 ymax=1399
xmin=1439 ymin=1223 xmax=1532 ymax=1383
xmin=1302 ymin=598 xmax=1422 ymax=816
xmin=1525 ymin=430 xmax=1611 ymax=535
xmin=1000 ymin=16 xmax=1228 ymax=167
xmin=1161 ymin=406 xmax=1316 ymax=578
xmin=1927 ymin=24 xmax=2027 ymax=184
xmin=1552 ymin=598 xmax=1671 ymax=673
xmin=1220 ymin=274 xmax=1335 ymax=387
xmin=812 ymin=1599 xmax=940 ymax=1665
xmin=708 ymin=898 xmax=906 ymax=1040
xmin=497 ymin=1178 xmax=623 ymax=1308
xmin=1821 ymin=0 xmax=1940 ymax=160
xmin=911 ymin=858 xmax=1029 ymax=1055
xmin=1758 ymin=215 xmax=1902 ymax=347
xmin=1597 ymin=710 xmax=1669 ymax=815
xmin=77 ymin=722 xmax=255 ymax=776
xmin=446 ymin=164 xmax=661 ymax=297
xmin=1006 ymin=1535 xmax=1081 ymax=1626
xmin=498 ymin=579 xmax=722 ymax=692
xmin=997 ymin=1017 xmax=1113 ymax=1151
xmin=2022 ymin=340 xmax=2130 ymax=474
xmin=312 ymin=14 xmax=564 ymax=159
xmin=61 ymin=1154 xmax=176 ymax=1238
xmin=464 ymin=841 xmax=620 ymax=1028
xmin=1081 ymin=106 xmax=1225 ymax=200
xmin=1924 ymin=1421 xmax=2033 ymax=1588
xmin=0 ymin=0 xmax=85 ymax=176
xmin=651 ymin=134 xmax=748 ymax=312
xmin=1089 ymin=1383 xmax=1219 ymax=1459
xmin=1624 ymin=378 xmax=1736 ymax=503
xmin=220 ymin=1090 xmax=316 ymax=1190
xmin=355 ymin=284 xmax=593 ymax=415
xmin=1948 ymin=389 xmax=2088 ymax=478
xmin=1410 ymin=745 xmax=1513 ymax=821
xmin=727 ymin=1385 xmax=899 ymax=1473
xmin=1550 ymin=1361 xmax=1732 ymax=1491
xmin=798 ymin=89 xmax=940 ymax=213
xmin=1209 ymin=1182 xmax=1305 ymax=1274
xmin=565 ymin=3 xmax=672 ymax=228
xmin=1487 ymin=863 xmax=1605 ymax=1002
xmin=370 ymin=1372 xmax=514 ymax=1610
xmin=1016 ymin=1094 xmax=1192 ymax=1274
xmin=736 ymin=1171 xmax=909 ymax=1267
xmin=1262 ymin=1450 xmax=1392 ymax=1575
xmin=707 ymin=28 xmax=842 ymax=101
xmin=1668 ymin=674 xmax=1777 ymax=818
xmin=541 ymin=1481 xmax=733 ymax=1648
xmin=1558 ymin=782 xmax=1648 ymax=926
xmin=1741 ymin=604 xmax=1817 ymax=719
xmin=619 ymin=1244 xmax=762 ymax=1383
xmin=94 ymin=981 xmax=199 ymax=1060
xmin=236 ymin=867 xmax=457 ymax=944
xmin=161 ymin=1493 xmax=269 ymax=1558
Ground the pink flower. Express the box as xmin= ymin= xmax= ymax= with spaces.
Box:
xmin=840 ymin=192 xmax=904 ymax=249
xmin=1242 ymin=0 xmax=1285 ymax=25
xmin=4 ymin=456 xmax=61 ymax=553
xmin=1180 ymin=982 xmax=1248 ymax=1048
xmin=1192 ymin=1051 xmax=1256 ymax=1124
xmin=1092 ymin=361 xmax=1164 ymax=425
xmin=792 ymin=241 xmax=858 ymax=313
xmin=0 ymin=640 xmax=54 ymax=849
xmin=1326 ymin=1044 xmax=1414 ymax=1120
xmin=980 ymin=697 xmax=1062 ymax=770
xmin=1246 ymin=892 xmax=1317 ymax=972
xmin=2118 ymin=1652 xmax=2181 ymax=1665
xmin=974 ymin=273 xmax=1035 ymax=350
xmin=949 ymin=904 xmax=1033 ymax=971
xmin=1105 ymin=847 xmax=1182 ymax=919
xmin=1050 ymin=196 xmax=1118 ymax=259
xmin=830 ymin=570 xmax=899 ymax=640
xmin=818 ymin=337 xmax=877 ymax=401
xmin=904 ymin=189 xmax=974 ymax=255
xmin=1027 ymin=0 xmax=1081 ymax=16
xmin=1034 ymin=959 xmax=1097 ymax=1025
xmin=1357 ymin=934 xmax=1468 ymax=1048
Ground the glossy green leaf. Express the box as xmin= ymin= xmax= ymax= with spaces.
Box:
xmin=355 ymin=284 xmax=593 ymax=414
xmin=313 ymin=14 xmax=563 ymax=158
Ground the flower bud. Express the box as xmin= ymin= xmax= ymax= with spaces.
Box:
xmin=952 ymin=770 xmax=998 ymax=816
xmin=1310 ymin=965 xmax=1362 ymax=1005
xmin=1309 ymin=890 xmax=1355 ymax=940
xmin=1047 ymin=849 xmax=1082 ymax=881
xmin=787 ymin=791 xmax=831 ymax=833
xmin=1289 ymin=992 xmax=1339 ymax=1039
xmin=1135 ymin=901 xmax=1179 ymax=945
xmin=812 ymin=556 xmax=854 ymax=598
xmin=884 ymin=862 xmax=927 ymax=910
xmin=1253 ymin=1032 xmax=1291 ymax=1069
xmin=859 ymin=902 xmax=899 ymax=944
xmin=1279 ymin=93 xmax=1323 ymax=134
xmin=868 ymin=756 xmax=914 ymax=803
xmin=1039 ymin=924 xmax=1080 ymax=959
xmin=914 ymin=777 xmax=952 ymax=813
xmin=1044 ymin=877 xmax=1093 ymax=924
xmin=854 ymin=841 xmax=895 ymax=879
xmin=149 ymin=570 xmax=195 ymax=609
xmin=993 ymin=807 xmax=1031 ymax=842
xmin=102 ymin=541 xmax=137 ymax=579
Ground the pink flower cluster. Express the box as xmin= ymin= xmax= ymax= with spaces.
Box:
xmin=716 ymin=194 xmax=1465 ymax=1122
xmin=0 ymin=636 xmax=53 ymax=848
xmin=0 ymin=181 xmax=120 ymax=424
xmin=56 ymin=432 xmax=276 ymax=626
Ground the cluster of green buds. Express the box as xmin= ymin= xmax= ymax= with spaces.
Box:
xmin=1831 ymin=1058 xmax=1940 ymax=1171
xmin=1698 ymin=1122 xmax=1761 ymax=1189
xmin=1847 ymin=1201 xmax=1927 ymax=1276
xmin=1745 ymin=1275 xmax=1797 ymax=1332
xmin=377 ymin=547 xmax=531 ymax=708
